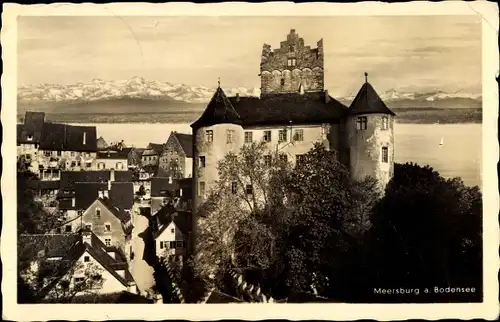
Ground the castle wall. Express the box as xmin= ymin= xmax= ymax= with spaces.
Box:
xmin=345 ymin=114 xmax=395 ymax=192
xmin=260 ymin=29 xmax=324 ymax=94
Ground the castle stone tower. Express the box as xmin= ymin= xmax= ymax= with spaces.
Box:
xmin=345 ymin=73 xmax=396 ymax=192
xmin=190 ymin=85 xmax=244 ymax=246
xmin=260 ymin=29 xmax=324 ymax=95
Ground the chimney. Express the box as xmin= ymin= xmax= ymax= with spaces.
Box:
xmin=168 ymin=176 xmax=172 ymax=184
xmin=98 ymin=190 xmax=104 ymax=199
xmin=83 ymin=132 xmax=87 ymax=145
xmin=103 ymin=190 xmax=109 ymax=198
xmin=235 ymin=93 xmax=240 ymax=102
xmin=110 ymin=168 xmax=115 ymax=182
xmin=179 ymin=188 xmax=183 ymax=197
xmin=71 ymin=197 xmax=76 ymax=208
xmin=324 ymin=90 xmax=330 ymax=103
xmin=82 ymin=230 xmax=92 ymax=246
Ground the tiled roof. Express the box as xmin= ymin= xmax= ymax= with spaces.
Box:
xmin=60 ymin=170 xmax=133 ymax=191
xmin=151 ymin=177 xmax=178 ymax=197
xmin=37 ymin=231 xmax=136 ymax=299
xmin=192 ymin=88 xmax=348 ymax=129
xmin=144 ymin=143 xmax=164 ymax=156
xmin=75 ymin=182 xmax=107 ymax=210
xmin=349 ymin=82 xmax=396 ymax=116
xmin=97 ymin=148 xmax=132 ymax=160
xmin=18 ymin=233 xmax=80 ymax=262
xmin=39 ymin=123 xmax=97 ymax=152
xmin=191 ymin=87 xmax=242 ymax=129
xmin=99 ymin=197 xmax=131 ymax=223
xmin=153 ymin=209 xmax=191 ymax=239
xmin=110 ymin=182 xmax=134 ymax=210
xmin=172 ymin=132 xmax=193 ymax=158
xmin=17 ymin=112 xmax=46 ymax=144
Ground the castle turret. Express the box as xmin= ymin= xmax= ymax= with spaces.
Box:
xmin=190 ymin=84 xmax=244 ymax=247
xmin=345 ymin=73 xmax=396 ymax=192
xmin=260 ymin=29 xmax=324 ymax=96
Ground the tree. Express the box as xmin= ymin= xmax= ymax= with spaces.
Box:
xmin=363 ymin=162 xmax=482 ymax=302
xmin=192 ymin=142 xmax=380 ymax=300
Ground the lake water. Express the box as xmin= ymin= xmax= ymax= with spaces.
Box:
xmin=82 ymin=122 xmax=482 ymax=188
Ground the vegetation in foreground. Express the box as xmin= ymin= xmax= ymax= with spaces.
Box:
xmin=192 ymin=143 xmax=483 ymax=303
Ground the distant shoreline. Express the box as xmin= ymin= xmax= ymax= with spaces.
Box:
xmin=16 ymin=108 xmax=482 ymax=125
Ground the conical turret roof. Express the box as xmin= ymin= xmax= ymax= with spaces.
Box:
xmin=191 ymin=86 xmax=242 ymax=129
xmin=349 ymin=80 xmax=396 ymax=116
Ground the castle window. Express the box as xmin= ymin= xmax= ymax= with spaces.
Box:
xmin=263 ymin=131 xmax=272 ymax=142
xmin=293 ymin=129 xmax=304 ymax=142
xmin=198 ymin=181 xmax=206 ymax=197
xmin=199 ymin=156 xmax=206 ymax=168
xmin=287 ymin=58 xmax=297 ymax=67
xmin=245 ymin=184 xmax=253 ymax=195
xmin=244 ymin=132 xmax=253 ymax=143
xmin=264 ymin=155 xmax=272 ymax=166
xmin=356 ymin=117 xmax=368 ymax=130
xmin=205 ymin=130 xmax=213 ymax=143
xmin=226 ymin=129 xmax=235 ymax=144
xmin=382 ymin=116 xmax=389 ymax=130
xmin=280 ymin=78 xmax=285 ymax=86
xmin=278 ymin=129 xmax=287 ymax=143
xmin=382 ymin=147 xmax=389 ymax=163
xmin=231 ymin=182 xmax=238 ymax=194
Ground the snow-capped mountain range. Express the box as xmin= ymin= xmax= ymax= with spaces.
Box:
xmin=18 ymin=77 xmax=482 ymax=107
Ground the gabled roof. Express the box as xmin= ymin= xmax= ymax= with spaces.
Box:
xmin=37 ymin=231 xmax=135 ymax=299
xmin=153 ymin=210 xmax=192 ymax=239
xmin=191 ymin=87 xmax=242 ymax=129
xmin=39 ymin=123 xmax=97 ymax=152
xmin=98 ymin=197 xmax=132 ymax=223
xmin=97 ymin=148 xmax=132 ymax=160
xmin=192 ymin=90 xmax=348 ymax=129
xmin=18 ymin=234 xmax=80 ymax=263
xmin=110 ymin=182 xmax=134 ymax=210
xmin=171 ymin=132 xmax=193 ymax=158
xmin=151 ymin=177 xmax=178 ymax=197
xmin=75 ymin=182 xmax=107 ymax=209
xmin=144 ymin=143 xmax=164 ymax=156
xmin=349 ymin=81 xmax=396 ymax=116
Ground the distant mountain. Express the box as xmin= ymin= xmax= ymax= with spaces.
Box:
xmin=18 ymin=77 xmax=481 ymax=109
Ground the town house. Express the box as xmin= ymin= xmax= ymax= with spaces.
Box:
xmin=159 ymin=132 xmax=193 ymax=179
xmin=152 ymin=205 xmax=191 ymax=262
xmin=141 ymin=143 xmax=164 ymax=167
xmin=96 ymin=147 xmax=131 ymax=171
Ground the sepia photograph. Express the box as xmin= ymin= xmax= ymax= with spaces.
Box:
xmin=2 ymin=1 xmax=499 ymax=321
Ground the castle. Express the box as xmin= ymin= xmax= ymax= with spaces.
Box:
xmin=191 ymin=29 xmax=395 ymax=228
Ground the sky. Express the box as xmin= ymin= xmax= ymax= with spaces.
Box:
xmin=18 ymin=15 xmax=482 ymax=97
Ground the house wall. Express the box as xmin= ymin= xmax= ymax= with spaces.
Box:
xmin=184 ymin=157 xmax=193 ymax=178
xmin=96 ymin=158 xmax=128 ymax=171
xmin=141 ymin=152 xmax=158 ymax=166
xmin=155 ymin=222 xmax=186 ymax=258
xmin=38 ymin=150 xmax=97 ymax=173
xmin=159 ymin=137 xmax=187 ymax=179
xmin=80 ymin=200 xmax=126 ymax=250
xmin=260 ymin=30 xmax=324 ymax=95
xmin=345 ymin=113 xmax=395 ymax=192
